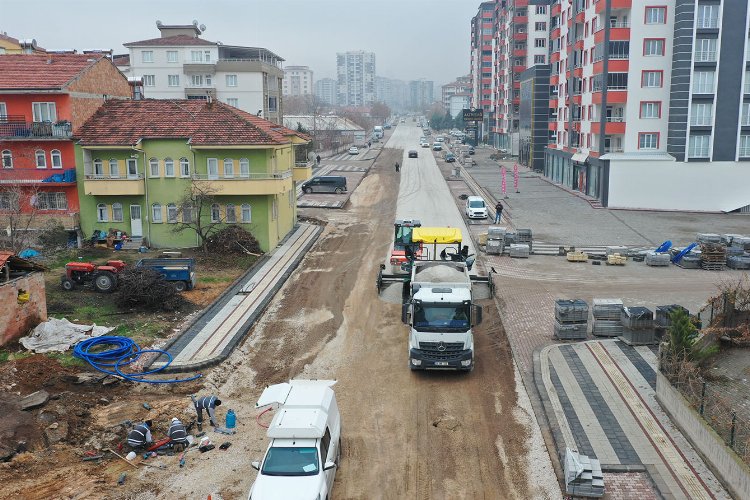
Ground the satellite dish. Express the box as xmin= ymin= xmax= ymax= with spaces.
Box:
xmin=199 ymin=24 xmax=206 ymax=32
xmin=193 ymin=20 xmax=199 ymax=26
xmin=156 ymin=20 xmax=163 ymax=27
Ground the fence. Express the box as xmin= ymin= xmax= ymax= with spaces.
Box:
xmin=660 ymin=354 xmax=750 ymax=466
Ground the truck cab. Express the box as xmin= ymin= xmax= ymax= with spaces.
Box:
xmin=249 ymin=380 xmax=341 ymax=500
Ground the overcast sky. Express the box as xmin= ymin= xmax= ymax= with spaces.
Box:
xmin=1 ymin=0 xmax=478 ymax=86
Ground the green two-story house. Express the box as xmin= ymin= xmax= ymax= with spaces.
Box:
xmin=74 ymin=99 xmax=311 ymax=252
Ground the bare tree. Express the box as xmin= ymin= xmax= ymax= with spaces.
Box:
xmin=0 ymin=182 xmax=42 ymax=253
xmin=370 ymin=102 xmax=392 ymax=124
xmin=172 ymin=182 xmax=225 ymax=253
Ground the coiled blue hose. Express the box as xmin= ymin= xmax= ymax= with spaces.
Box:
xmin=73 ymin=336 xmax=202 ymax=384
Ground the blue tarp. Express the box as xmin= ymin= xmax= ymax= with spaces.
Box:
xmin=19 ymin=248 xmax=40 ymax=259
xmin=42 ymin=169 xmax=76 ymax=183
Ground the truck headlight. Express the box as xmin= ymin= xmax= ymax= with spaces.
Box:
xmin=411 ymin=359 xmax=422 ymax=366
xmin=461 ymin=360 xmax=472 ymax=366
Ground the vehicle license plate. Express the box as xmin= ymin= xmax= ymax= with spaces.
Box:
xmin=435 ymin=362 xmax=449 ymax=366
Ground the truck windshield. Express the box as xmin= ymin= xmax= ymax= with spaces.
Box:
xmin=413 ymin=303 xmax=470 ymax=332
xmin=261 ymin=447 xmax=319 ymax=476
xmin=395 ymin=226 xmax=414 ymax=244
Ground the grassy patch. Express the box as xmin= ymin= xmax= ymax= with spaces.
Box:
xmin=45 ymin=351 xmax=85 ymax=368
xmin=0 ymin=350 xmax=33 ymax=364
xmin=199 ymin=276 xmax=235 ymax=284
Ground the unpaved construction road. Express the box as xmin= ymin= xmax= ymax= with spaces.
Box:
xmin=1 ymin=125 xmax=559 ymax=499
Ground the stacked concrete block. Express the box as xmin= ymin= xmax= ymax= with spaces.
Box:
xmin=516 ymin=229 xmax=532 ymax=252
xmin=645 ymin=251 xmax=671 ymax=267
xmin=697 ymin=233 xmax=721 ymax=244
xmin=727 ymin=255 xmax=750 ymax=269
xmin=554 ymin=299 xmax=588 ymax=340
xmin=567 ymin=251 xmax=588 ymax=262
xmin=564 ymin=448 xmax=604 ymax=498
xmin=730 ymin=236 xmax=750 ymax=252
xmin=606 ymin=246 xmax=628 ymax=256
xmin=592 ymin=299 xmax=623 ymax=337
xmin=509 ymin=243 xmax=530 ymax=258
xmin=486 ymin=226 xmax=505 ymax=255
xmin=606 ymin=253 xmax=627 ymax=265
xmin=620 ymin=306 xmax=655 ymax=345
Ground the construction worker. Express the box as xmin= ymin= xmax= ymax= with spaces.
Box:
xmin=127 ymin=420 xmax=153 ymax=449
xmin=168 ymin=417 xmax=189 ymax=452
xmin=192 ymin=395 xmax=222 ymax=431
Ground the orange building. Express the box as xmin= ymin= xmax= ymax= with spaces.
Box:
xmin=0 ymin=53 xmax=131 ymax=244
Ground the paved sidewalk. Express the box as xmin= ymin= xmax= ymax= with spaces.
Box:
xmin=152 ymin=223 xmax=322 ymax=372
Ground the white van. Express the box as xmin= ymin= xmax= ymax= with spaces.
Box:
xmin=465 ymin=196 xmax=488 ymax=219
xmin=249 ymin=380 xmax=341 ymax=500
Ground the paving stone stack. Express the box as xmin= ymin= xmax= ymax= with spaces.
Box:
xmin=554 ymin=299 xmax=589 ymax=340
xmin=727 ymin=255 xmax=750 ymax=269
xmin=671 ymin=246 xmax=702 ymax=269
xmin=592 ymin=298 xmax=623 ymax=337
xmin=564 ymin=448 xmax=604 ymax=498
xmin=606 ymin=246 xmax=628 ymax=256
xmin=509 ymin=243 xmax=530 ymax=258
xmin=655 ymin=304 xmax=688 ymax=340
xmin=620 ymin=306 xmax=655 ymax=345
xmin=644 ymin=251 xmax=671 ymax=267
xmin=697 ymin=233 xmax=721 ymax=244
xmin=486 ymin=226 xmax=506 ymax=255
xmin=516 ymin=228 xmax=532 ymax=252
xmin=700 ymin=242 xmax=726 ymax=271
xmin=730 ymin=236 xmax=750 ymax=252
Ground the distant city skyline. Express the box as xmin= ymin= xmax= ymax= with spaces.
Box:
xmin=0 ymin=0 xmax=479 ymax=87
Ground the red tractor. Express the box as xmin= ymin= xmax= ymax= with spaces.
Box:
xmin=61 ymin=260 xmax=126 ymax=292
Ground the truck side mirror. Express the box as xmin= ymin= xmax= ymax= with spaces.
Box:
xmin=473 ymin=305 xmax=483 ymax=326
xmin=251 ymin=461 xmax=260 ymax=471
xmin=401 ymin=303 xmax=409 ymax=324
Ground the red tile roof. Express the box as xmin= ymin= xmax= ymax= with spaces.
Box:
xmin=75 ymin=99 xmax=310 ymax=146
xmin=112 ymin=54 xmax=130 ymax=66
xmin=0 ymin=53 xmax=105 ymax=90
xmin=124 ymin=35 xmax=215 ymax=47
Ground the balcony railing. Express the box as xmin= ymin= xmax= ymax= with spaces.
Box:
xmin=690 ymin=116 xmax=713 ymax=126
xmin=0 ymin=117 xmax=72 ymax=139
xmin=696 ymin=18 xmax=719 ymax=29
xmin=85 ymin=173 xmax=144 ymax=180
xmin=192 ymin=170 xmax=292 ymax=181
xmin=695 ymin=51 xmax=717 ymax=62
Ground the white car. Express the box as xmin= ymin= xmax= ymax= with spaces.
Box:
xmin=348 ymin=146 xmax=359 ymax=155
xmin=465 ymin=196 xmax=488 ymax=219
xmin=432 ymin=142 xmax=443 ymax=151
xmin=421 ymin=141 xmax=429 ymax=148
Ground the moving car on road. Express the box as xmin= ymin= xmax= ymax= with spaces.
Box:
xmin=408 ymin=150 xmax=418 ymax=158
xmin=432 ymin=142 xmax=443 ymax=151
xmin=348 ymin=146 xmax=359 ymax=155
xmin=465 ymin=195 xmax=488 ymax=219
xmin=301 ymin=176 xmax=347 ymax=194
xmin=444 ymin=153 xmax=456 ymax=163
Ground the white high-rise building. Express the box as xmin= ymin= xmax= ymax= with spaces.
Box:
xmin=124 ymin=21 xmax=285 ymax=124
xmin=314 ymin=78 xmax=337 ymax=106
xmin=336 ymin=51 xmax=376 ymax=106
xmin=283 ymin=65 xmax=313 ymax=96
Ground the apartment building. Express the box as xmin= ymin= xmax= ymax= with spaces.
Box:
xmin=375 ymin=76 xmax=408 ymax=111
xmin=442 ymin=76 xmax=472 ymax=111
xmin=336 ymin=51 xmax=376 ymax=106
xmin=409 ymin=79 xmax=435 ymax=110
xmin=314 ymin=77 xmax=337 ymax=106
xmin=283 ymin=65 xmax=313 ymax=96
xmin=470 ymin=2 xmax=496 ymax=142
xmin=0 ymin=53 xmax=131 ymax=241
xmin=544 ymin=0 xmax=750 ymax=211
xmin=124 ymin=22 xmax=285 ymax=124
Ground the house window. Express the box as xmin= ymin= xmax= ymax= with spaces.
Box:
xmin=211 ymin=203 xmax=220 ymax=223
xmin=2 ymin=149 xmax=12 ymax=168
xmin=534 ymin=55 xmax=546 ymax=64
xmin=207 ymin=158 xmax=219 ymax=179
xmin=0 ymin=192 xmax=19 ymax=210
xmin=223 ymin=158 xmax=234 ymax=178
xmin=97 ymin=203 xmax=108 ymax=222
xmin=152 ymin=203 xmax=162 ymax=223
xmin=695 ymin=38 xmax=717 ymax=62
xmin=112 ymin=203 xmax=123 ymax=222
xmin=692 ymin=71 xmax=715 ymax=94
xmin=32 ymin=102 xmax=57 ymax=122
xmin=182 ymin=204 xmax=193 ymax=223
xmin=192 ymin=74 xmax=204 ymax=87
xmin=742 ymin=102 xmax=750 ymax=126
xmin=109 ymin=159 xmax=119 ymax=178
xmin=141 ymin=50 xmax=154 ymax=63
xmin=226 ymin=74 xmax=238 ymax=87
xmin=149 ymin=158 xmax=159 ymax=177
xmin=226 ymin=204 xmax=237 ymax=223
xmin=127 ymin=158 xmax=138 ymax=178
xmin=205 ymin=74 xmax=212 ymax=86
xmin=638 ymin=132 xmax=659 ymax=149
xmin=641 ymin=71 xmax=663 ymax=88
xmin=640 ymin=102 xmax=661 ymax=118
xmin=690 ymin=103 xmax=713 ymax=125
xmin=697 ymin=5 xmax=719 ymax=29
xmin=168 ymin=75 xmax=180 ymax=87
xmin=191 ymin=50 xmax=204 ymax=62
xmin=0 ymin=102 xmax=6 ymax=118
xmin=35 ymin=150 xmax=47 ymax=168
xmin=167 ymin=203 xmax=178 ymax=223
xmin=241 ymin=204 xmax=251 ymax=223
xmin=645 ymin=7 xmax=666 ymax=24
xmin=93 ymin=158 xmax=104 ymax=176
xmin=143 ymin=75 xmax=155 ymax=87
xmin=644 ymin=39 xmax=664 ymax=56
xmin=688 ymin=135 xmax=710 ymax=157
xmin=535 ymin=22 xmax=547 ymax=31
xmin=536 ymin=5 xmax=546 ymax=14
xmin=36 ymin=192 xmax=67 ymax=210
xmin=180 ymin=157 xmax=190 ymax=177
xmin=50 ymin=149 xmax=62 ymax=168
xmin=745 ymin=71 xmax=750 ymax=94
xmin=164 ymin=158 xmax=175 ymax=177
xmin=535 ymin=38 xmax=546 ymax=48
xmin=239 ymin=158 xmax=250 ymax=178
xmin=166 ymin=50 xmax=178 ymax=63
xmin=268 ymin=96 xmax=278 ymax=112
xmin=227 ymin=98 xmax=238 ymax=108
xmin=740 ymin=135 xmax=750 ymax=157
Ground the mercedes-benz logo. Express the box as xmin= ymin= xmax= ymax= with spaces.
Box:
xmin=437 ymin=342 xmax=446 ymax=352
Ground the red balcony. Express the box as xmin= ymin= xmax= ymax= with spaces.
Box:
xmin=513 ymin=32 xmax=527 ymax=41
xmin=597 ymin=0 xmax=631 ymax=14
xmin=549 ymin=121 xmax=558 ymax=131
xmin=550 ymin=51 xmax=561 ymax=63
xmin=513 ymin=65 xmax=526 ymax=74
xmin=551 ymin=27 xmax=561 ymax=40
xmin=592 ymin=59 xmax=628 ymax=75
xmin=572 ymin=94 xmax=582 ymax=105
xmin=550 ymin=74 xmax=559 ymax=86
xmin=482 ymin=55 xmax=493 ymax=63
xmin=513 ymin=98 xmax=520 ymax=105
xmin=551 ymin=3 xmax=561 ymax=16
xmin=575 ymin=11 xmax=585 ymax=23
xmin=574 ymin=38 xmax=584 ymax=50
xmin=573 ymin=67 xmax=583 ymax=78
xmin=513 ymin=81 xmax=521 ymax=89
xmin=513 ymin=49 xmax=526 ymax=57
xmin=594 ymin=26 xmax=630 ymax=44
xmin=564 ymin=122 xmax=570 ymax=130
xmin=591 ymin=121 xmax=627 ymax=135
xmin=516 ymin=16 xmax=528 ymax=25
xmin=549 ymin=97 xmax=558 ymax=107
xmin=591 ymin=90 xmax=628 ymax=104
xmin=515 ymin=0 xmax=528 ymax=6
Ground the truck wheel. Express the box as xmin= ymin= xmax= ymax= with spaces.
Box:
xmin=61 ymin=277 xmax=76 ymax=291
xmin=173 ymin=280 xmax=187 ymax=292
xmin=93 ymin=271 xmax=116 ymax=293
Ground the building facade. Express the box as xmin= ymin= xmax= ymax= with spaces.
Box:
xmin=0 ymin=34 xmax=45 ymax=54
xmin=0 ymin=54 xmax=131 ymax=241
xmin=314 ymin=77 xmax=337 ymax=106
xmin=283 ymin=65 xmax=313 ymax=96
xmin=124 ymin=22 xmax=285 ymax=124
xmin=442 ymin=76 xmax=472 ymax=109
xmin=519 ymin=64 xmax=551 ymax=171
xmin=336 ymin=51 xmax=376 ymax=106
xmin=74 ymin=99 xmax=311 ymax=252
xmin=409 ymin=79 xmax=435 ymax=110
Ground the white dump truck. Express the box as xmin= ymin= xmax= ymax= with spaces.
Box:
xmin=249 ymin=380 xmax=341 ymax=500
xmin=377 ymin=227 xmax=493 ymax=372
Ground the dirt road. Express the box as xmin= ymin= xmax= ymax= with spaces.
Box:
xmin=1 ymin=144 xmax=558 ymax=499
